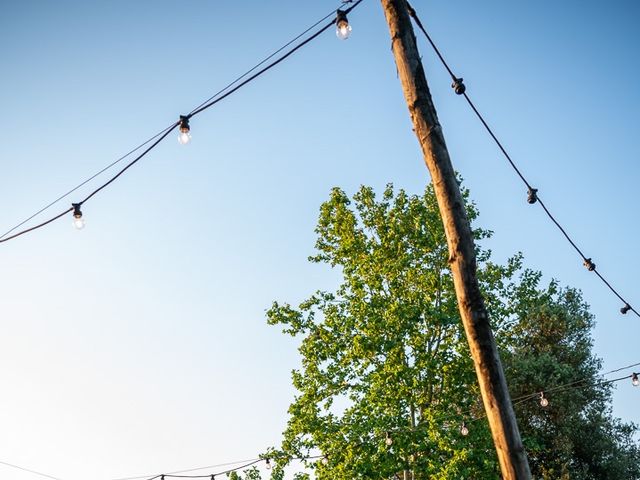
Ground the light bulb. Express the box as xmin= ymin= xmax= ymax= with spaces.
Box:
xmin=178 ymin=115 xmax=191 ymax=145
xmin=73 ymin=216 xmax=86 ymax=230
xmin=460 ymin=422 xmax=469 ymax=436
xmin=178 ymin=130 xmax=192 ymax=145
xmin=321 ymin=456 xmax=329 ymax=465
xmin=336 ymin=10 xmax=351 ymax=40
xmin=539 ymin=392 xmax=549 ymax=408
xmin=72 ymin=203 xmax=85 ymax=230
xmin=265 ymin=459 xmax=272 ymax=470
xmin=384 ymin=432 xmax=393 ymax=446
xmin=632 ymin=373 xmax=639 ymax=387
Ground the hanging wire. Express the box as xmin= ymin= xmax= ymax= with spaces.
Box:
xmin=406 ymin=2 xmax=639 ymax=319
xmin=110 ymin=458 xmax=261 ymax=480
xmin=0 ymin=0 xmax=364 ymax=245
xmin=1 ymin=362 xmax=635 ymax=480
xmin=511 ymin=373 xmax=635 ymax=408
xmin=113 ymin=455 xmax=324 ymax=480
xmin=0 ymin=459 xmax=66 ymax=480
xmin=0 ymin=124 xmax=177 ymax=241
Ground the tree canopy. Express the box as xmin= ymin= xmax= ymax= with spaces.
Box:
xmin=245 ymin=183 xmax=639 ymax=479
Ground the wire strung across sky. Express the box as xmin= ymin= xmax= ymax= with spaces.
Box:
xmin=0 ymin=0 xmax=363 ymax=244
xmin=406 ymin=2 xmax=640 ymax=319
xmin=1 ymin=360 xmax=637 ymax=480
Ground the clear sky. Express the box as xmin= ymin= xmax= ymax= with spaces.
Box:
xmin=1 ymin=1 xmax=639 ymax=479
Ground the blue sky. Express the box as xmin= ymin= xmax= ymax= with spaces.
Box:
xmin=1 ymin=1 xmax=639 ymax=479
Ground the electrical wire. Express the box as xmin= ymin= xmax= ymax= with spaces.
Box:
xmin=0 ymin=459 xmax=66 ymax=480
xmin=110 ymin=458 xmax=261 ymax=480
xmin=0 ymin=124 xmax=176 ymax=241
xmin=0 ymin=0 xmax=364 ymax=245
xmin=406 ymin=2 xmax=639 ymax=319
xmin=511 ymin=373 xmax=635 ymax=408
xmin=114 ymin=455 xmax=324 ymax=480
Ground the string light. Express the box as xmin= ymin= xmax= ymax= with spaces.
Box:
xmin=459 ymin=422 xmax=469 ymax=436
xmin=178 ymin=116 xmax=191 ymax=145
xmin=632 ymin=373 xmax=639 ymax=386
xmin=539 ymin=392 xmax=549 ymax=408
xmin=265 ymin=459 xmax=272 ymax=470
xmin=0 ymin=0 xmax=364 ymax=245
xmin=384 ymin=431 xmax=393 ymax=446
xmin=321 ymin=456 xmax=329 ymax=465
xmin=71 ymin=203 xmax=85 ymax=230
xmin=406 ymin=1 xmax=639 ymax=319
xmin=335 ymin=10 xmax=352 ymax=39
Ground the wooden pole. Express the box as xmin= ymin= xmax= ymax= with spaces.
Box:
xmin=378 ymin=1 xmax=531 ymax=478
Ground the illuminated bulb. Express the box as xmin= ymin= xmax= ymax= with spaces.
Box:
xmin=384 ymin=432 xmax=393 ymax=446
xmin=265 ymin=459 xmax=272 ymax=470
xmin=632 ymin=373 xmax=639 ymax=387
xmin=539 ymin=392 xmax=549 ymax=408
xmin=72 ymin=203 xmax=85 ymax=230
xmin=178 ymin=115 xmax=191 ymax=145
xmin=460 ymin=422 xmax=469 ymax=436
xmin=321 ymin=456 xmax=329 ymax=465
xmin=336 ymin=10 xmax=352 ymax=40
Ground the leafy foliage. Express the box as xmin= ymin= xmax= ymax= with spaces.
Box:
xmin=239 ymin=183 xmax=639 ymax=479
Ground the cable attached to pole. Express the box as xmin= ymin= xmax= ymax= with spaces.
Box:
xmin=406 ymin=2 xmax=639 ymax=318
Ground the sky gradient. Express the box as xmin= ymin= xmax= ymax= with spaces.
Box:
xmin=1 ymin=1 xmax=639 ymax=479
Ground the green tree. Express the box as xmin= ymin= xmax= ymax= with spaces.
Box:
xmin=498 ymin=273 xmax=640 ymax=479
xmin=256 ymin=183 xmax=639 ymax=479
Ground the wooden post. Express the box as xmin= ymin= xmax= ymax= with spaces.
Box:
xmin=378 ymin=1 xmax=531 ymax=478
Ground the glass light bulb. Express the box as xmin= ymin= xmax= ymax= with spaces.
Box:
xmin=321 ymin=456 xmax=329 ymax=465
xmin=73 ymin=216 xmax=85 ymax=230
xmin=632 ymin=373 xmax=639 ymax=386
xmin=460 ymin=424 xmax=469 ymax=436
xmin=178 ymin=131 xmax=191 ymax=145
xmin=336 ymin=22 xmax=352 ymax=40
xmin=265 ymin=459 xmax=272 ymax=470
xmin=384 ymin=435 xmax=393 ymax=446
xmin=540 ymin=397 xmax=549 ymax=408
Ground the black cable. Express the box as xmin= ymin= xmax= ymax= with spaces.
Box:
xmin=80 ymin=124 xmax=178 ymax=205
xmin=137 ymin=456 xmax=324 ymax=480
xmin=110 ymin=459 xmax=261 ymax=480
xmin=0 ymin=124 xmax=178 ymax=244
xmin=189 ymin=0 xmax=364 ymax=118
xmin=406 ymin=2 xmax=639 ymax=319
xmin=187 ymin=9 xmax=340 ymax=116
xmin=0 ymin=124 xmax=177 ymax=241
xmin=0 ymin=6 xmax=343 ymax=242
xmin=0 ymin=0 xmax=365 ymax=245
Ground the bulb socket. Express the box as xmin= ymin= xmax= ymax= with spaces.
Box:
xmin=336 ymin=10 xmax=349 ymax=29
xmin=452 ymin=77 xmax=466 ymax=95
xmin=179 ymin=115 xmax=190 ymax=133
xmin=583 ymin=258 xmax=596 ymax=271
xmin=72 ymin=203 xmax=83 ymax=218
